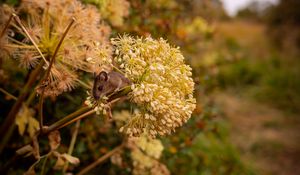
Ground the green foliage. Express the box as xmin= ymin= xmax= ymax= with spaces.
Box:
xmin=217 ymin=59 xmax=262 ymax=88
xmin=217 ymin=54 xmax=300 ymax=113
xmin=162 ymin=105 xmax=256 ymax=175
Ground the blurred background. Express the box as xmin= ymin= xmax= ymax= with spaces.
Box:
xmin=1 ymin=0 xmax=300 ymax=174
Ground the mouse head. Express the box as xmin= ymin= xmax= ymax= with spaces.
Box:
xmin=92 ymin=71 xmax=109 ymax=100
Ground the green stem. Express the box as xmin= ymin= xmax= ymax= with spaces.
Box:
xmin=0 ymin=61 xmax=44 ymax=154
xmin=40 ymin=154 xmax=49 ymax=175
xmin=25 ymin=90 xmax=36 ymax=105
xmin=76 ymin=144 xmax=124 ymax=175
xmin=43 ymin=106 xmax=90 ymax=135
xmin=44 ymin=86 xmax=132 ymax=134
xmin=63 ymin=120 xmax=81 ymax=173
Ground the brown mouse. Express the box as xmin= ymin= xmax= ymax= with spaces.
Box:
xmin=92 ymin=71 xmax=131 ymax=100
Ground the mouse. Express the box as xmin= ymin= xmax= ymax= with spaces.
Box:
xmin=92 ymin=71 xmax=131 ymax=100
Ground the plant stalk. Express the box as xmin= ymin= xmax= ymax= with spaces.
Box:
xmin=0 ymin=61 xmax=44 ymax=154
xmin=63 ymin=120 xmax=81 ymax=174
xmin=76 ymin=144 xmax=124 ymax=175
xmin=38 ymin=18 xmax=76 ymax=133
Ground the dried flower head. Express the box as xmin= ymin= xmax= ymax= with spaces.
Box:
xmin=108 ymin=35 xmax=196 ymax=137
xmin=2 ymin=0 xmax=113 ymax=97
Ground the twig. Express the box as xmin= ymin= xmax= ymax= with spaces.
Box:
xmin=0 ymin=88 xmax=17 ymax=101
xmin=76 ymin=144 xmax=124 ymax=175
xmin=38 ymin=18 xmax=76 ymax=133
xmin=63 ymin=120 xmax=81 ymax=173
xmin=12 ymin=14 xmax=49 ymax=67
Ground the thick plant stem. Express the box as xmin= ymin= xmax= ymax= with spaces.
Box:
xmin=76 ymin=144 xmax=124 ymax=175
xmin=43 ymin=106 xmax=90 ymax=135
xmin=43 ymin=86 xmax=132 ymax=135
xmin=0 ymin=61 xmax=44 ymax=154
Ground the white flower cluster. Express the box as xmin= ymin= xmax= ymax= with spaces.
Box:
xmin=85 ymin=92 xmax=108 ymax=115
xmin=112 ymin=35 xmax=196 ymax=137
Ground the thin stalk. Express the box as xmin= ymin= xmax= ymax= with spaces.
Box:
xmin=63 ymin=120 xmax=81 ymax=174
xmin=7 ymin=37 xmax=29 ymax=46
xmin=76 ymin=144 xmax=124 ymax=175
xmin=42 ymin=17 xmax=76 ymax=84
xmin=0 ymin=13 xmax=13 ymax=38
xmin=0 ymin=61 xmax=44 ymax=154
xmin=38 ymin=18 xmax=76 ymax=133
xmin=40 ymin=154 xmax=49 ymax=175
xmin=38 ymin=90 xmax=45 ymax=133
xmin=12 ymin=14 xmax=49 ymax=67
xmin=4 ymin=44 xmax=34 ymax=49
xmin=76 ymin=79 xmax=91 ymax=89
xmin=0 ymin=88 xmax=17 ymax=101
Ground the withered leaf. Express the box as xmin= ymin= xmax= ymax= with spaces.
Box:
xmin=16 ymin=144 xmax=33 ymax=157
xmin=61 ymin=153 xmax=80 ymax=165
xmin=53 ymin=156 xmax=65 ymax=170
xmin=48 ymin=130 xmax=61 ymax=150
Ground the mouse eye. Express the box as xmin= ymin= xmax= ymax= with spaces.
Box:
xmin=98 ymin=86 xmax=103 ymax=91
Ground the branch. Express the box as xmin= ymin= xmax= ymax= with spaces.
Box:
xmin=76 ymin=144 xmax=124 ymax=175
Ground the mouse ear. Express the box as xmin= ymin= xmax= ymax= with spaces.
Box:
xmin=99 ymin=71 xmax=108 ymax=81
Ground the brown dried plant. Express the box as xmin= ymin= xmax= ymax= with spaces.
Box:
xmin=2 ymin=0 xmax=113 ymax=97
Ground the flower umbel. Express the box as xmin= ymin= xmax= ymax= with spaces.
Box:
xmin=111 ymin=35 xmax=196 ymax=137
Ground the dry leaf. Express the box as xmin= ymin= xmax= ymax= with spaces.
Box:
xmin=15 ymin=105 xmax=29 ymax=136
xmin=53 ymin=156 xmax=65 ymax=170
xmin=48 ymin=130 xmax=61 ymax=150
xmin=16 ymin=145 xmax=33 ymax=157
xmin=15 ymin=104 xmax=38 ymax=137
xmin=61 ymin=153 xmax=80 ymax=165
xmin=27 ymin=116 xmax=39 ymax=138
